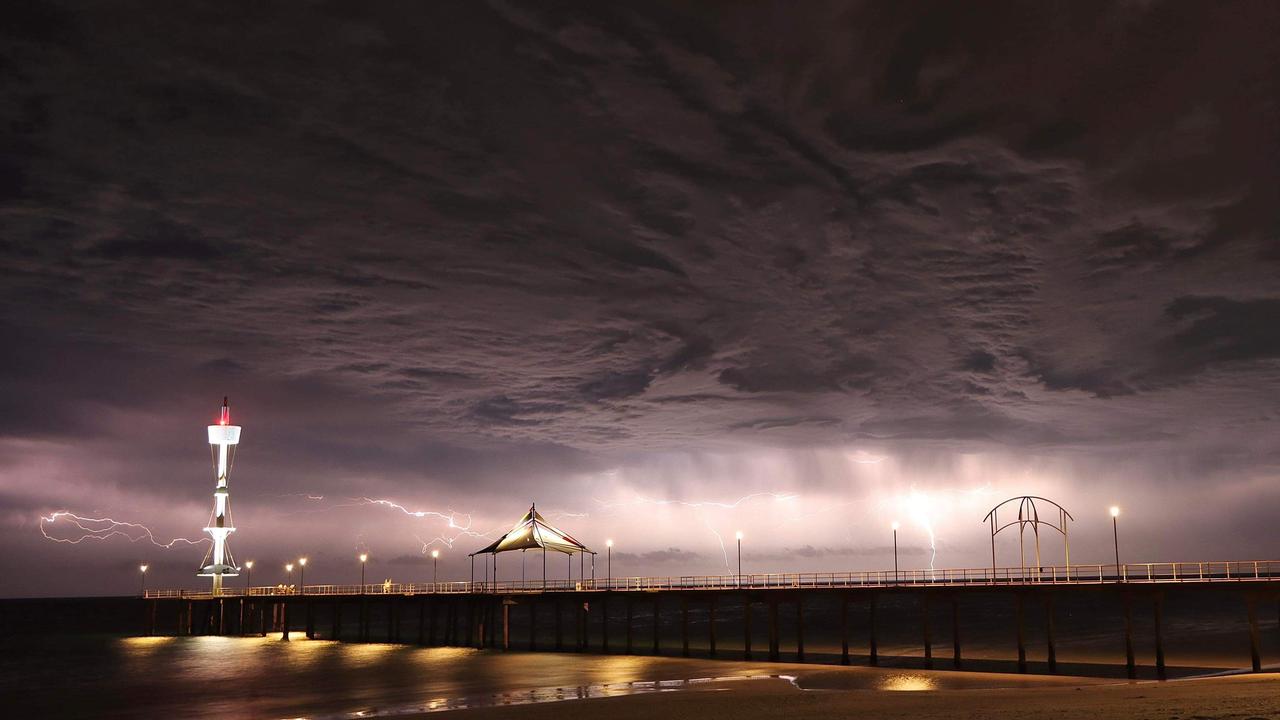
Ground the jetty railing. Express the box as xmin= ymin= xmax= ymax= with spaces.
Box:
xmin=144 ymin=559 xmax=1280 ymax=599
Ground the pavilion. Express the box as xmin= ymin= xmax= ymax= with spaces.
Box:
xmin=469 ymin=504 xmax=596 ymax=589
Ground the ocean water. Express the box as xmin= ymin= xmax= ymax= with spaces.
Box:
xmin=0 ymin=634 xmax=1118 ymax=720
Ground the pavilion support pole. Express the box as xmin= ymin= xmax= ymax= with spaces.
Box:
xmin=952 ymin=594 xmax=962 ymax=669
xmin=1123 ymin=592 xmax=1136 ymax=679
xmin=1015 ymin=592 xmax=1026 ymax=673
xmin=922 ymin=592 xmax=932 ymax=669
xmin=1044 ymin=592 xmax=1057 ymax=674
xmin=1247 ymin=594 xmax=1262 ymax=672
xmin=869 ymin=594 xmax=878 ymax=666
xmin=708 ymin=594 xmax=717 ymax=657
xmin=681 ymin=596 xmax=690 ymax=657
xmin=1154 ymin=593 xmax=1167 ymax=681
xmin=626 ymin=596 xmax=634 ymax=654
xmin=768 ymin=597 xmax=779 ymax=661
xmin=652 ymin=596 xmax=660 ymax=655
xmin=743 ymin=594 xmax=752 ymax=660
xmin=840 ymin=593 xmax=850 ymax=665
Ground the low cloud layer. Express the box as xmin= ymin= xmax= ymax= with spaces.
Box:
xmin=1 ymin=1 xmax=1277 ymax=596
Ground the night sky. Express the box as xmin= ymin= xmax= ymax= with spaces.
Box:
xmin=2 ymin=2 xmax=1277 ymax=597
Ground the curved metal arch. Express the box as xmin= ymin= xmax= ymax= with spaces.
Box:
xmin=982 ymin=495 xmax=1074 ymax=578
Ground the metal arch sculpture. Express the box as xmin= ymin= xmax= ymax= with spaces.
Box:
xmin=982 ymin=496 xmax=1074 ymax=578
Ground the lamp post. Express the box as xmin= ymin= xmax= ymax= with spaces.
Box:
xmin=245 ymin=560 xmax=253 ymax=593
xmin=1110 ymin=506 xmax=1122 ymax=581
xmin=891 ymin=521 xmax=900 ymax=583
xmin=431 ymin=549 xmax=439 ymax=586
xmin=139 ymin=564 xmax=148 ymax=596
xmin=605 ymin=539 xmax=613 ymax=589
xmin=286 ymin=563 xmax=294 ymax=594
xmin=298 ymin=557 xmax=307 ymax=595
xmin=359 ymin=553 xmax=368 ymax=593
xmin=735 ymin=531 xmax=743 ymax=588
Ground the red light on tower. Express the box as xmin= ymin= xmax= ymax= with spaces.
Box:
xmin=219 ymin=396 xmax=230 ymax=426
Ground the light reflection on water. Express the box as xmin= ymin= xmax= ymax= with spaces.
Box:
xmin=0 ymin=635 xmax=995 ymax=719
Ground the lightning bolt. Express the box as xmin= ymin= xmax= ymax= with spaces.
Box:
xmin=39 ymin=511 xmax=209 ymax=548
xmin=702 ymin=519 xmax=730 ymax=571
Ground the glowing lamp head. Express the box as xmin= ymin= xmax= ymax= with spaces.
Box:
xmin=431 ymin=549 xmax=439 ymax=559
xmin=245 ymin=560 xmax=253 ymax=569
xmin=299 ymin=557 xmax=307 ymax=567
xmin=285 ymin=563 xmax=294 ymax=572
xmin=1110 ymin=506 xmax=1120 ymax=518
xmin=139 ymin=564 xmax=148 ymax=573
xmin=734 ymin=531 xmax=743 ymax=541
xmin=359 ymin=553 xmax=368 ymax=563
xmin=605 ymin=539 xmax=613 ymax=548
xmin=891 ymin=521 xmax=900 ymax=531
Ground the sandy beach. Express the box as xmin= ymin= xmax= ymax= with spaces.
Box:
xmin=430 ymin=669 xmax=1280 ymax=720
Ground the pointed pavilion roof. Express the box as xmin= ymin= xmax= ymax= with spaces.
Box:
xmin=472 ymin=504 xmax=593 ymax=556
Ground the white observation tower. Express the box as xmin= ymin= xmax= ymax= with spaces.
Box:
xmin=198 ymin=396 xmax=241 ymax=594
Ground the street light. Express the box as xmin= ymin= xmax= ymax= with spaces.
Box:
xmin=139 ymin=564 xmax=148 ymax=596
xmin=431 ymin=549 xmax=439 ymax=586
xmin=359 ymin=553 xmax=368 ymax=593
xmin=245 ymin=560 xmax=253 ymax=593
xmin=1110 ymin=506 xmax=1122 ymax=581
xmin=605 ymin=539 xmax=613 ymax=589
xmin=286 ymin=563 xmax=294 ymax=593
xmin=298 ymin=557 xmax=307 ymax=595
xmin=735 ymin=531 xmax=743 ymax=587
xmin=891 ymin=521 xmax=900 ymax=583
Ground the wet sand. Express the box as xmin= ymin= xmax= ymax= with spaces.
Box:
xmin=429 ymin=670 xmax=1280 ymax=720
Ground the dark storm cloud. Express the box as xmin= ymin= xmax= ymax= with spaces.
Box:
xmin=1 ymin=0 xmax=1277 ymax=594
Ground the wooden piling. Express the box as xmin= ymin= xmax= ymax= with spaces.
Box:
xmin=625 ymin=596 xmax=633 ymax=654
xmin=951 ymin=594 xmax=962 ymax=669
xmin=1015 ymin=592 xmax=1026 ymax=673
xmin=708 ymin=594 xmax=717 ymax=657
xmin=768 ymin=597 xmax=779 ymax=661
xmin=333 ymin=600 xmax=341 ymax=641
xmin=652 ymin=596 xmax=660 ymax=654
xmin=840 ymin=594 xmax=849 ymax=665
xmin=1154 ymin=593 xmax=1166 ymax=680
xmin=868 ymin=594 xmax=878 ymax=666
xmin=743 ymin=594 xmax=752 ymax=660
xmin=602 ymin=595 xmax=610 ymax=653
xmin=281 ymin=600 xmax=290 ymax=641
xmin=305 ymin=599 xmax=315 ymax=639
xmin=1247 ymin=594 xmax=1262 ymax=673
xmin=555 ymin=599 xmax=563 ymax=651
xmin=681 ymin=595 xmax=690 ymax=657
xmin=1123 ymin=592 xmax=1136 ymax=679
xmin=795 ymin=595 xmax=804 ymax=662
xmin=922 ymin=592 xmax=932 ymax=669
xmin=1044 ymin=593 xmax=1057 ymax=674
xmin=529 ymin=600 xmax=537 ymax=651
